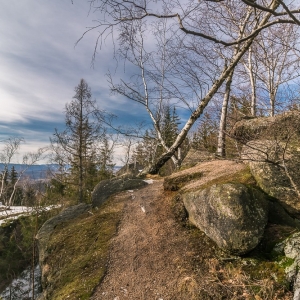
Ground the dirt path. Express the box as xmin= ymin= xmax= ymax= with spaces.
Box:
xmin=91 ymin=180 xmax=198 ymax=300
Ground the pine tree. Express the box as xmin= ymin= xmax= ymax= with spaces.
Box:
xmin=98 ymin=135 xmax=115 ymax=180
xmin=8 ymin=166 xmax=23 ymax=206
xmin=160 ymin=105 xmax=180 ymax=148
xmin=192 ymin=112 xmax=218 ymax=153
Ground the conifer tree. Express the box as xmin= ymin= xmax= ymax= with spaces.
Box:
xmin=51 ymin=79 xmax=105 ymax=203
xmin=8 ymin=166 xmax=23 ymax=206
xmin=192 ymin=112 xmax=218 ymax=153
xmin=98 ymin=134 xmax=115 ymax=180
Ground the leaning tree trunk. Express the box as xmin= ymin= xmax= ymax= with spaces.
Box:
xmin=142 ymin=3 xmax=277 ymax=175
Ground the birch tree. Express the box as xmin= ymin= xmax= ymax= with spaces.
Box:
xmin=216 ymin=5 xmax=254 ymax=157
xmin=0 ymin=137 xmax=23 ymax=202
xmin=83 ymin=0 xmax=300 ymax=173
xmin=0 ymin=138 xmax=46 ymax=207
xmin=255 ymin=24 xmax=300 ymax=116
xmin=242 ymin=45 xmax=259 ymax=116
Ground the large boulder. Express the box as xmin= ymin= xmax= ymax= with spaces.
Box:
xmin=232 ymin=111 xmax=300 ymax=143
xmin=181 ymin=148 xmax=214 ymax=168
xmin=242 ymin=140 xmax=300 ymax=217
xmin=234 ymin=111 xmax=300 ymax=218
xmin=116 ymin=162 xmax=145 ymax=177
xmin=164 ymin=160 xmax=249 ymax=192
xmin=92 ymin=176 xmax=147 ymax=207
xmin=182 ymin=183 xmax=268 ymax=255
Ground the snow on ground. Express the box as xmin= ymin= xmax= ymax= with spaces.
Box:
xmin=0 ymin=204 xmax=60 ymax=225
xmin=143 ymin=179 xmax=154 ymax=184
xmin=0 ymin=265 xmax=41 ymax=300
xmin=0 ymin=206 xmax=34 ymax=216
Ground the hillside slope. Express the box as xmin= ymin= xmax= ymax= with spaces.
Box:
xmin=37 ymin=161 xmax=295 ymax=300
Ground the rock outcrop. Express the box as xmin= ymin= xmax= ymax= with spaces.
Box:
xmin=182 ymin=183 xmax=268 ymax=255
xmin=92 ymin=176 xmax=147 ymax=207
xmin=181 ymin=148 xmax=214 ymax=168
xmin=36 ymin=203 xmax=91 ymax=287
xmin=268 ymin=201 xmax=300 ymax=229
xmin=274 ymin=232 xmax=300 ymax=300
xmin=242 ymin=140 xmax=300 ymax=217
xmin=116 ymin=162 xmax=145 ymax=177
xmin=164 ymin=160 xmax=249 ymax=192
xmin=232 ymin=110 xmax=300 ymax=143
xmin=232 ymin=111 xmax=300 ymax=218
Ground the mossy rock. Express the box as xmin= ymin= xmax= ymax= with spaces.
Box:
xmin=242 ymin=140 xmax=300 ymax=217
xmin=36 ymin=203 xmax=91 ymax=266
xmin=182 ymin=183 xmax=269 ymax=255
xmin=233 ymin=111 xmax=300 ymax=143
xmin=92 ymin=176 xmax=147 ymax=207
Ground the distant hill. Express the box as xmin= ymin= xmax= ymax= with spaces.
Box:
xmin=0 ymin=164 xmax=59 ymax=180
xmin=0 ymin=164 xmax=123 ymax=180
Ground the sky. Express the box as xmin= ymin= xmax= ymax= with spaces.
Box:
xmin=0 ymin=1 xmax=150 ymax=164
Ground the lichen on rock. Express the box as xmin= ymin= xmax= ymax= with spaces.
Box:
xmin=182 ymin=183 xmax=269 ymax=255
xmin=242 ymin=140 xmax=300 ymax=217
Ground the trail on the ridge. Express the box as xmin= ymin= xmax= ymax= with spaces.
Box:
xmin=91 ymin=180 xmax=199 ymax=300
xmin=90 ymin=161 xmax=294 ymax=300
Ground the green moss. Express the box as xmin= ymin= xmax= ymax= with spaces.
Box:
xmin=43 ymin=195 xmax=124 ymax=300
xmin=278 ymin=257 xmax=295 ymax=269
xmin=189 ymin=166 xmax=256 ymax=192
xmin=241 ymin=259 xmax=288 ymax=285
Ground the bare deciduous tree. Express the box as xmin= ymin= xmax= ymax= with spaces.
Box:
xmin=0 ymin=137 xmax=47 ymax=207
xmin=81 ymin=0 xmax=300 ymax=173
xmin=255 ymin=24 xmax=300 ymax=116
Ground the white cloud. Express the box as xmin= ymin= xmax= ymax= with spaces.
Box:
xmin=0 ymin=1 xmax=115 ymax=124
xmin=0 ymin=0 xmax=153 ymax=165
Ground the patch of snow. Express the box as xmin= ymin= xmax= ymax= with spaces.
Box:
xmin=127 ymin=190 xmax=134 ymax=193
xmin=0 ymin=206 xmax=34 ymax=217
xmin=143 ymin=179 xmax=154 ymax=184
xmin=0 ymin=205 xmax=60 ymax=226
xmin=0 ymin=265 xmax=41 ymax=300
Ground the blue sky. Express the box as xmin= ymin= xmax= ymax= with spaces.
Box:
xmin=0 ymin=1 xmax=152 ymax=163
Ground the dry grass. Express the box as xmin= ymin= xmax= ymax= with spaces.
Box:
xmin=170 ymin=192 xmax=293 ymax=299
xmin=213 ymin=258 xmax=291 ymax=299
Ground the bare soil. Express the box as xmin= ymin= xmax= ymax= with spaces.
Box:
xmin=91 ymin=180 xmax=203 ymax=300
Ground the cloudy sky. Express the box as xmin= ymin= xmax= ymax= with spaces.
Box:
xmin=0 ymin=1 xmax=150 ymax=163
